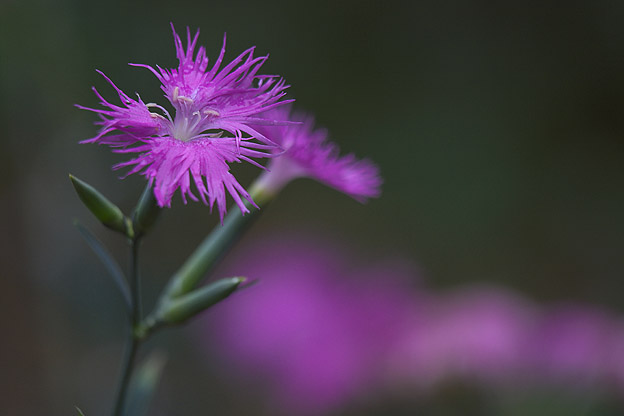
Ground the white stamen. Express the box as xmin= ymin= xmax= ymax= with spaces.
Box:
xmin=146 ymin=103 xmax=173 ymax=122
xmin=203 ymin=108 xmax=221 ymax=117
xmin=172 ymin=86 xmax=194 ymax=104
xmin=195 ymin=131 xmax=224 ymax=139
xmin=188 ymin=111 xmax=203 ymax=132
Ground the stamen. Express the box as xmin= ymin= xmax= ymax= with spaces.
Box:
xmin=203 ymin=108 xmax=221 ymax=117
xmin=172 ymin=86 xmax=194 ymax=104
xmin=146 ymin=103 xmax=173 ymax=122
xmin=194 ymin=131 xmax=224 ymax=139
xmin=188 ymin=111 xmax=203 ymax=132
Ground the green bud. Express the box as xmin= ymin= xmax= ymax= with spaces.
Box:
xmin=158 ymin=277 xmax=245 ymax=325
xmin=69 ymin=174 xmax=129 ymax=235
xmin=132 ymin=184 xmax=161 ymax=237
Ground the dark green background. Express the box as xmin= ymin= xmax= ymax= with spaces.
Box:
xmin=2 ymin=0 xmax=624 ymax=414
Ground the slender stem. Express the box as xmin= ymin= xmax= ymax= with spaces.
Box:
xmin=131 ymin=238 xmax=142 ymax=321
xmin=112 ymin=333 xmax=139 ymax=416
xmin=112 ymin=237 xmax=143 ymax=416
xmin=163 ymin=183 xmax=274 ymax=300
xmin=111 ymin=180 xmax=275 ymax=414
xmin=163 ymin=204 xmax=258 ymax=299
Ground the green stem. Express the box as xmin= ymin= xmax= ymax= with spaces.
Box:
xmin=112 ymin=333 xmax=139 ymax=416
xmin=112 ymin=237 xmax=143 ymax=416
xmin=163 ymin=184 xmax=274 ymax=300
xmin=131 ymin=238 xmax=142 ymax=321
xmin=111 ymin=180 xmax=276 ymax=413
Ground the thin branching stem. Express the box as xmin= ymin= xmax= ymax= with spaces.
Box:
xmin=112 ymin=237 xmax=143 ymax=416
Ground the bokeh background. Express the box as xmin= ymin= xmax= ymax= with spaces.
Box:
xmin=3 ymin=0 xmax=624 ymax=415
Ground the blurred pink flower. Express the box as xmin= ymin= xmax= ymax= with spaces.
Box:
xmin=202 ymin=237 xmax=415 ymax=414
xmin=391 ymin=287 xmax=535 ymax=389
xmin=528 ymin=306 xmax=624 ymax=388
xmin=199 ymin=235 xmax=624 ymax=414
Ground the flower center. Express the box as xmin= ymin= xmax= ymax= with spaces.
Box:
xmin=171 ymin=112 xmax=203 ymax=142
xmin=167 ymin=87 xmax=222 ymax=142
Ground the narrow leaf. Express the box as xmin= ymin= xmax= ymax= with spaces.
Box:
xmin=74 ymin=220 xmax=131 ymax=313
xmin=69 ymin=174 xmax=129 ymax=235
xmin=75 ymin=407 xmax=86 ymax=416
xmin=158 ymin=277 xmax=245 ymax=325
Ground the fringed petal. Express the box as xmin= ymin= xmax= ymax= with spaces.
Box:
xmin=113 ymin=137 xmax=266 ymax=220
xmin=257 ymin=105 xmax=383 ymax=201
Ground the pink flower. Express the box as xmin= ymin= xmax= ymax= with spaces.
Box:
xmin=199 ymin=234 xmax=624 ymax=414
xmin=255 ymin=105 xmax=382 ymax=201
xmin=202 ymin=235 xmax=415 ymax=415
xmin=78 ymin=24 xmax=292 ymax=220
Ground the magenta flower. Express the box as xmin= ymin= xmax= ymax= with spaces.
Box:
xmin=255 ymin=105 xmax=382 ymax=201
xmin=201 ymin=235 xmax=415 ymax=415
xmin=78 ymin=24 xmax=292 ymax=220
xmin=199 ymin=234 xmax=624 ymax=414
